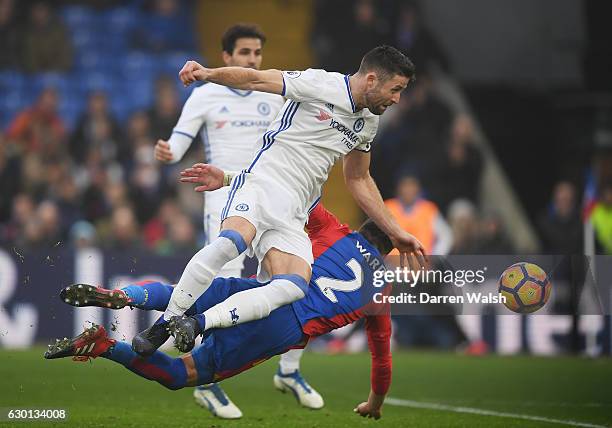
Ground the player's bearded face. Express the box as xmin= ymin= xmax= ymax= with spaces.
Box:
xmin=365 ymin=74 xmax=409 ymax=115
xmin=224 ymin=37 xmax=263 ymax=70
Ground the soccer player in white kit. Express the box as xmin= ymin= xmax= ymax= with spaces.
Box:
xmin=135 ymin=45 xmax=426 ymax=373
xmin=153 ymin=24 xmax=323 ymax=418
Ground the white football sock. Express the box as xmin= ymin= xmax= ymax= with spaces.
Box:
xmin=164 ymin=233 xmax=245 ymax=320
xmin=279 ymin=348 xmax=304 ymax=374
xmin=202 ymin=276 xmax=307 ymax=330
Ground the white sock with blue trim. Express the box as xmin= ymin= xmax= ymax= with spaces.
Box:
xmin=164 ymin=231 xmax=247 ymax=320
xmin=202 ymin=275 xmax=308 ymax=330
xmin=279 ymin=348 xmax=303 ymax=375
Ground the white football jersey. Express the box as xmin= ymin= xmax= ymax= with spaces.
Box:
xmin=169 ymin=83 xmax=284 ymax=173
xmin=246 ymin=68 xmax=379 ymax=214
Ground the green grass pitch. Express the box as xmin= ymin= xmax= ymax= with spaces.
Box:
xmin=0 ymin=348 xmax=611 ymax=427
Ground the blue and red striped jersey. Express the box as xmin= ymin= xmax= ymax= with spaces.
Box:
xmin=291 ymin=203 xmax=392 ymax=395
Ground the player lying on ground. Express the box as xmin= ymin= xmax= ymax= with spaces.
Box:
xmin=132 ymin=45 xmax=426 ymax=360
xmin=153 ymin=23 xmax=317 ymax=417
xmin=45 ymin=203 xmax=394 ymax=419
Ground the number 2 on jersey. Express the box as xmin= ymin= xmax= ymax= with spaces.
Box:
xmin=314 ymin=259 xmax=363 ymax=303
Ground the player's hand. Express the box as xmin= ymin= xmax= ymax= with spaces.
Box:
xmin=179 ymin=60 xmax=209 ymax=86
xmin=154 ymin=139 xmax=174 ymax=163
xmin=353 ymin=401 xmax=382 ymax=420
xmin=390 ymin=230 xmax=428 ymax=271
xmin=179 ymin=163 xmax=224 ymax=192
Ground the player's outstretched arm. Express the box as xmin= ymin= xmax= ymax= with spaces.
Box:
xmin=343 ymin=150 xmax=427 ymax=270
xmin=179 ymin=60 xmax=284 ymax=95
xmin=354 ymin=314 xmax=392 ymax=419
xmin=179 ymin=163 xmax=235 ymax=192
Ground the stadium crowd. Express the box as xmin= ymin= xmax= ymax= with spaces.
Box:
xmin=0 ymin=0 xmax=203 ymax=254
xmin=1 ymin=0 xmax=609 ymax=267
xmin=1 ymin=0 xmax=610 ymax=358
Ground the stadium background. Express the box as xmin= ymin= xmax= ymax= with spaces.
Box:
xmin=0 ymin=0 xmax=611 ymax=426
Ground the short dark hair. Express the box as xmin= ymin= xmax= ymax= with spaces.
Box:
xmin=221 ymin=24 xmax=267 ymax=54
xmin=358 ymin=45 xmax=415 ymax=82
xmin=358 ymin=219 xmax=394 ymax=255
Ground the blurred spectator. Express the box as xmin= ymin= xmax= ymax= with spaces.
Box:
xmin=384 ymin=173 xmax=453 ymax=255
xmin=0 ymin=137 xmax=21 ymax=222
xmin=343 ymin=0 xmax=390 ymax=70
xmin=394 ymin=1 xmax=450 ymax=73
xmin=21 ymin=154 xmax=47 ymax=197
xmin=0 ymin=193 xmax=35 ymax=245
xmin=0 ymin=0 xmax=205 ymax=252
xmin=142 ymin=197 xmax=179 ymax=249
xmin=149 ymin=211 xmax=198 ymax=255
xmin=16 ymin=199 xmax=63 ymax=249
xmin=104 ymin=205 xmax=141 ymax=250
xmin=129 ymin=142 xmax=166 ymax=224
xmin=0 ymin=0 xmax=18 ymax=69
xmin=6 ymin=88 xmax=66 ymax=154
xmin=52 ymin=174 xmax=82 ymax=235
xmin=429 ymin=114 xmax=484 ymax=213
xmin=90 ymin=121 xmax=119 ymax=164
xmin=131 ymin=0 xmax=196 ymax=53
xmin=104 ymin=181 xmax=129 ymax=211
xmin=37 ymin=199 xmax=62 ymax=245
xmin=401 ymin=74 xmax=453 ymax=160
xmin=448 ymin=199 xmax=514 ymax=254
xmin=81 ymin=166 xmax=111 ymax=224
xmin=477 ymin=211 xmax=514 ymax=254
xmin=126 ymin=111 xmax=153 ymax=142
xmin=591 ymin=181 xmax=612 ymax=254
xmin=70 ymin=92 xmax=122 ymax=163
xmin=312 ymin=0 xmax=391 ymax=72
xmin=372 ymin=74 xmax=452 ymax=196
xmin=123 ymin=110 xmax=154 ymax=167
xmin=538 ymin=181 xmax=583 ymax=254
xmin=69 ymin=220 xmax=96 ymax=249
xmin=166 ymin=213 xmax=197 ymax=252
xmin=147 ymin=76 xmax=180 ymax=139
xmin=447 ymin=199 xmax=480 ymax=254
xmin=21 ymin=1 xmax=73 ymax=73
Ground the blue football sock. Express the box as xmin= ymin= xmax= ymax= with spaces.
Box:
xmin=122 ymin=281 xmax=174 ymax=310
xmin=102 ymin=341 xmax=187 ymax=390
xmin=194 ymin=314 xmax=206 ymax=332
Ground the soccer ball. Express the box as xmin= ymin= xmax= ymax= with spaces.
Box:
xmin=498 ymin=262 xmax=551 ymax=313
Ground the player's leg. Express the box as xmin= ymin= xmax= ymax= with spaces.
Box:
xmin=198 ymin=304 xmax=307 ymax=383
xmin=167 ymin=176 xmax=314 ymax=350
xmin=275 ymin=348 xmax=324 ymax=409
xmin=182 ymin=248 xmax=311 ymax=336
xmin=44 ymin=324 xmax=193 ymax=391
xmin=59 ymin=281 xmax=175 ymax=311
xmin=163 ymin=216 xmax=255 ymax=320
xmin=60 ymin=271 xmax=255 ymax=314
xmin=132 ymin=216 xmax=255 ymax=356
xmin=122 ymin=281 xmax=174 ymax=310
xmin=191 ymin=226 xmax=314 ymax=331
xmin=194 ymin=204 xmax=246 ymax=419
xmin=182 ymin=274 xmax=324 ymax=410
